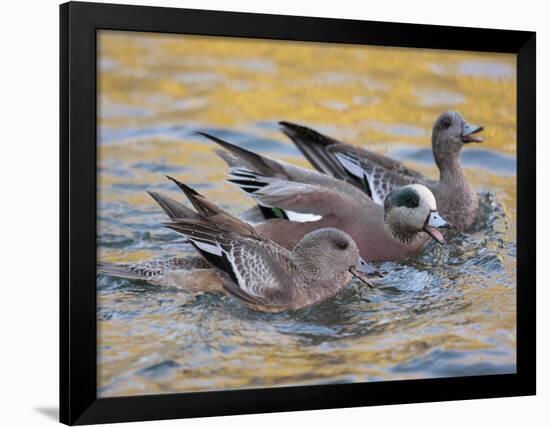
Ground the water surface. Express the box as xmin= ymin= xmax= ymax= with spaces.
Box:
xmin=97 ymin=31 xmax=516 ymax=397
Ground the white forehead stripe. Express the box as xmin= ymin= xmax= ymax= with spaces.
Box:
xmin=407 ymin=184 xmax=437 ymax=210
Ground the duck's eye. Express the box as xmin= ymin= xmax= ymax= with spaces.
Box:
xmin=337 ymin=241 xmax=349 ymax=250
xmin=442 ymin=118 xmax=451 ymax=128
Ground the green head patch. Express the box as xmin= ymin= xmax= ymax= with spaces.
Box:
xmin=385 ymin=187 xmax=420 ymax=212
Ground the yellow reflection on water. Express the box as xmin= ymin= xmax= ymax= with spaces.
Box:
xmin=97 ymin=30 xmax=516 ymax=396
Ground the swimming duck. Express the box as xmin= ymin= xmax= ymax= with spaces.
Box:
xmin=279 ymin=111 xmax=483 ymax=231
xmin=195 ymin=133 xmax=451 ymax=261
xmin=101 ymin=182 xmax=377 ymax=312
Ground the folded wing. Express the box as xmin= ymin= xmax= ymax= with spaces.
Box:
xmin=279 ymin=120 xmax=351 ymax=181
xmin=279 ymin=121 xmax=434 ymax=205
xmin=197 ymin=132 xmax=362 ymax=221
xmin=329 ymin=146 xmax=433 ymax=204
xmin=164 ymin=219 xmax=296 ymax=307
xmin=150 ymin=178 xmax=297 ymax=308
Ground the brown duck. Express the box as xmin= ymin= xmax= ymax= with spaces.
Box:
xmin=280 ymin=111 xmax=483 ymax=231
xmin=197 ymin=133 xmax=451 ymax=261
xmin=133 ymin=180 xmax=377 ymax=312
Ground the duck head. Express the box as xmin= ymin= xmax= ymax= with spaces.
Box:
xmin=432 ymin=111 xmax=483 ymax=170
xmin=383 ymin=184 xmax=452 ymax=245
xmin=293 ymin=228 xmax=379 ymax=286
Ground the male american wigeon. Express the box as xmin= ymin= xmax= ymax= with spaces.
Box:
xmin=279 ymin=111 xmax=483 ymax=231
xmin=100 ymin=181 xmax=378 ymax=312
xmin=195 ymin=133 xmax=451 ymax=261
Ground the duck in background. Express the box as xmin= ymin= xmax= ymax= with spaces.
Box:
xmin=279 ymin=111 xmax=483 ymax=231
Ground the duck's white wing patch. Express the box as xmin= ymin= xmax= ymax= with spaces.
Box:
xmin=192 ymin=239 xmax=223 ymax=256
xmin=335 ymin=152 xmax=384 ymax=204
xmin=284 ymin=211 xmax=322 ymax=222
xmin=335 ymin=152 xmax=366 ymax=181
xmin=334 ymin=148 xmax=437 ymax=206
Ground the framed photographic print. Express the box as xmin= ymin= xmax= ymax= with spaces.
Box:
xmin=60 ymin=1 xmax=536 ymax=425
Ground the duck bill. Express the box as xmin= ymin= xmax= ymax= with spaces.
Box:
xmin=423 ymin=211 xmax=452 ymax=245
xmin=462 ymin=122 xmax=484 ymax=143
xmin=349 ymin=257 xmax=381 ymax=289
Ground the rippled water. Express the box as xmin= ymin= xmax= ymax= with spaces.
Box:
xmin=97 ymin=31 xmax=516 ymax=397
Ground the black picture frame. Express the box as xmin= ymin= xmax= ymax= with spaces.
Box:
xmin=60 ymin=1 xmax=536 ymax=425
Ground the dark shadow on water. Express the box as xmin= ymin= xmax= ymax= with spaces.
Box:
xmin=34 ymin=407 xmax=58 ymax=422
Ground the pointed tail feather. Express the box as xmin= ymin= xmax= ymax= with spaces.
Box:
xmin=213 ymin=149 xmax=243 ymax=169
xmin=164 ymin=178 xmax=260 ymax=237
xmin=165 ymin=176 xmax=223 ymax=218
xmin=194 ymin=131 xmax=284 ymax=177
xmin=163 ymin=219 xmax=225 ymax=244
xmin=147 ymin=191 xmax=198 ymax=220
xmin=279 ymin=121 xmax=349 ymax=180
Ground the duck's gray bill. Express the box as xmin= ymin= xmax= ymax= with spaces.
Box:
xmin=349 ymin=257 xmax=381 ymax=289
xmin=462 ymin=122 xmax=484 ymax=143
xmin=423 ymin=211 xmax=451 ymax=245
xmin=427 ymin=211 xmax=451 ymax=229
